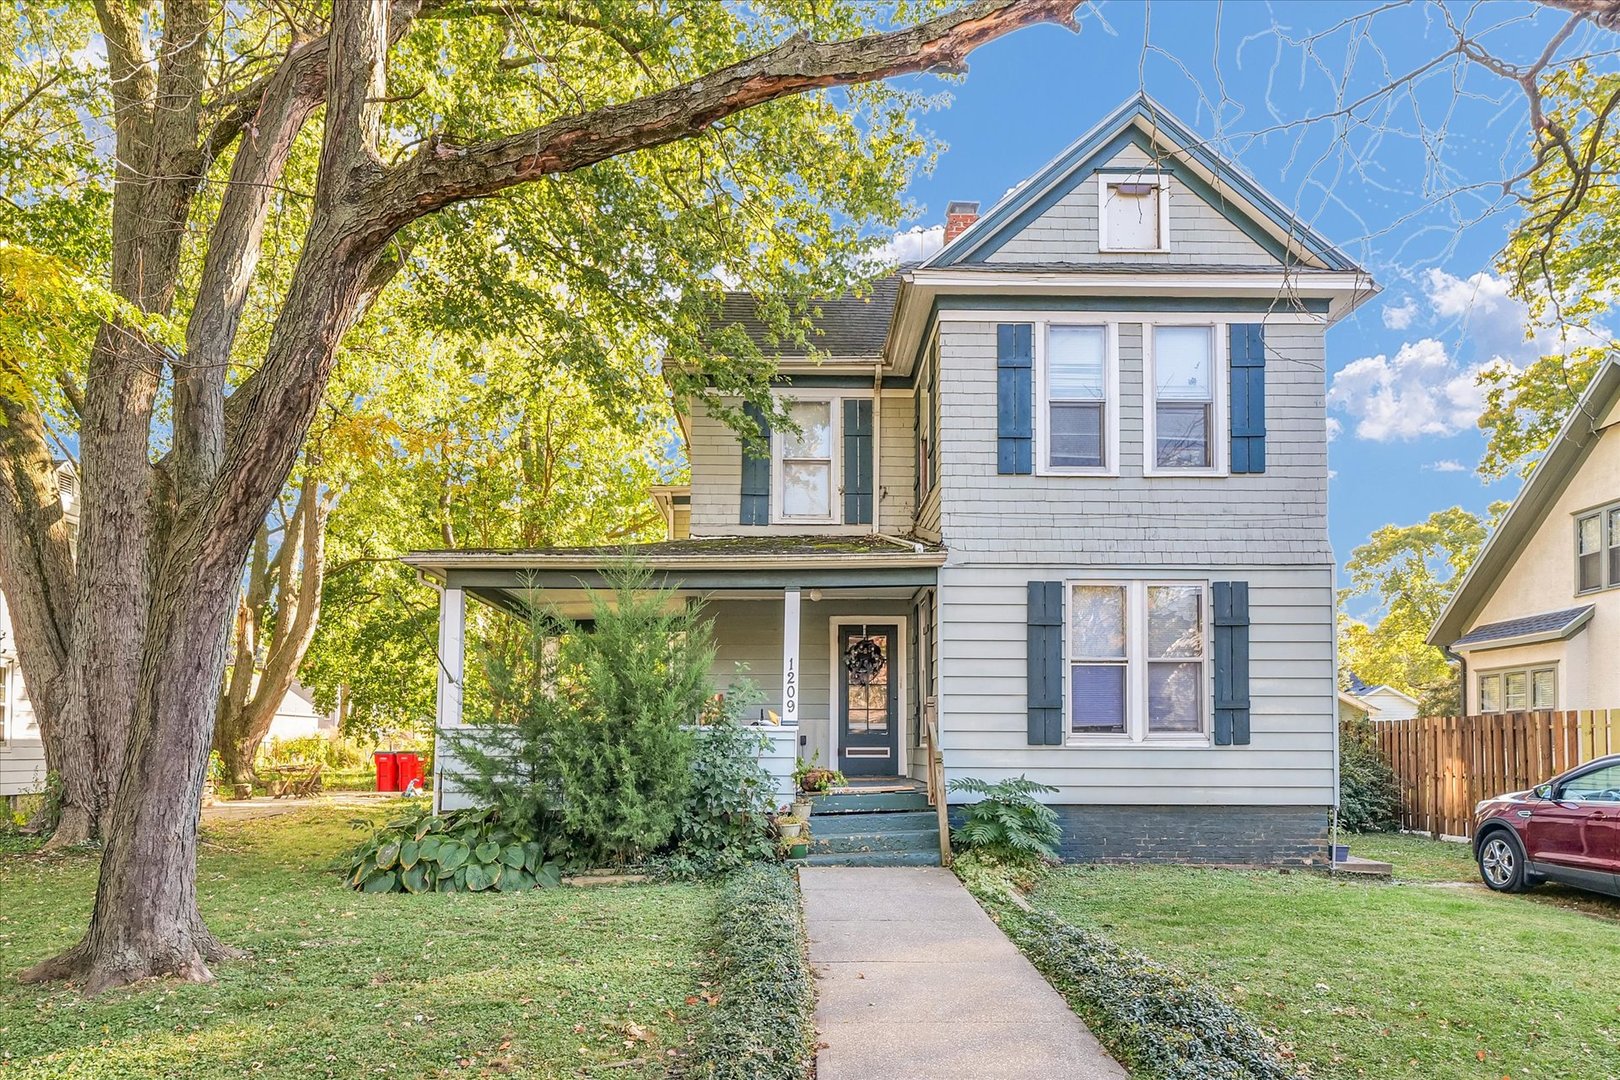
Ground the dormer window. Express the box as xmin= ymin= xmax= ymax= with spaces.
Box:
xmin=1098 ymin=173 xmax=1169 ymax=252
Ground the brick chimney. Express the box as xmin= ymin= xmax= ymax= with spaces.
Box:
xmin=944 ymin=200 xmax=980 ymax=244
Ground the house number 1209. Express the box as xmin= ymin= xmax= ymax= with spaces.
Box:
xmin=784 ymin=659 xmax=797 ymax=719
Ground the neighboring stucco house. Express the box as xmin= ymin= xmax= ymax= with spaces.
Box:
xmin=1430 ymin=359 xmax=1620 ymax=714
xmin=407 ymin=95 xmax=1374 ymax=865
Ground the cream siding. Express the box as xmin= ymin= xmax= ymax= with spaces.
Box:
xmin=686 ymin=394 xmax=917 ymax=537
xmin=1456 ymin=423 xmax=1620 ymax=711
xmin=983 ymin=145 xmax=1281 ymax=267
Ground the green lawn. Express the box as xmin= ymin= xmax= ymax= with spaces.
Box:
xmin=0 ymin=803 xmax=714 ymax=1079
xmin=1032 ymin=838 xmax=1620 ymax=1080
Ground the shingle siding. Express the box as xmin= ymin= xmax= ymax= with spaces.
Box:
xmin=984 ymin=145 xmax=1281 ymax=267
xmin=936 ymin=317 xmax=1331 ymax=564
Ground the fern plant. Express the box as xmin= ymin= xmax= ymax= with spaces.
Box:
xmin=948 ymin=775 xmax=1062 ymax=861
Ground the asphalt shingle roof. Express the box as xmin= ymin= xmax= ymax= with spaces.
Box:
xmin=408 ymin=534 xmax=942 ymax=561
xmin=1452 ymin=605 xmax=1595 ymax=648
xmin=712 ymin=272 xmax=903 ymax=359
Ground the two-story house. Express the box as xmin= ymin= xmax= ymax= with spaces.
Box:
xmin=1430 ymin=358 xmax=1620 ymax=714
xmin=407 ymin=95 xmax=1374 ymax=865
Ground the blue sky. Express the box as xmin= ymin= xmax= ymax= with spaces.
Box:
xmin=875 ymin=1 xmax=1606 ymax=599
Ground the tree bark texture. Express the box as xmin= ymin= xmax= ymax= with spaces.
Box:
xmin=2 ymin=0 xmax=1075 ymax=991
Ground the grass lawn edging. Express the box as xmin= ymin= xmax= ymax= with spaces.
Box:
xmin=962 ymin=866 xmax=1301 ymax=1080
xmin=680 ymin=863 xmax=814 ymax=1080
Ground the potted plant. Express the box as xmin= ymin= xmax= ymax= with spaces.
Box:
xmin=791 ymin=795 xmax=813 ymax=820
xmin=793 ymin=753 xmax=846 ymax=794
xmin=774 ymin=808 xmax=804 ymax=839
xmin=779 ymin=828 xmax=810 ymax=860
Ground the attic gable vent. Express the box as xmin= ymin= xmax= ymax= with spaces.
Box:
xmin=1098 ymin=173 xmax=1169 ymax=253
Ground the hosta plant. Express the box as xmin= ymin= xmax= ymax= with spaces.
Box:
xmin=346 ymin=805 xmax=564 ymax=894
xmin=948 ymin=775 xmax=1062 ymax=862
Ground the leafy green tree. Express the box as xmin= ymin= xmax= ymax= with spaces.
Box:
xmin=1338 ymin=504 xmax=1508 ymax=713
xmin=1481 ymin=63 xmax=1620 ymax=478
xmin=0 ymin=0 xmax=1070 ymax=991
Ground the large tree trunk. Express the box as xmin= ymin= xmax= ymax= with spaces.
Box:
xmin=2 ymin=0 xmax=1072 ymax=992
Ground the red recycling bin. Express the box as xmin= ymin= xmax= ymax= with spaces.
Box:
xmin=395 ymin=752 xmax=424 ymax=792
xmin=373 ymin=751 xmax=400 ymax=792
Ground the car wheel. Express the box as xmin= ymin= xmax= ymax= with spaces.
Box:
xmin=1478 ymin=830 xmax=1530 ymax=892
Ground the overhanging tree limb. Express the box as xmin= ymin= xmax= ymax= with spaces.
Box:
xmin=371 ymin=0 xmax=1081 ymax=233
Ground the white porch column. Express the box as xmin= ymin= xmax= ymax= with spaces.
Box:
xmin=433 ymin=585 xmax=465 ymax=813
xmin=781 ymin=587 xmax=801 ymax=727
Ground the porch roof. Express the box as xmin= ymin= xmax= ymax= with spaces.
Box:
xmin=401 ymin=534 xmax=946 ymax=598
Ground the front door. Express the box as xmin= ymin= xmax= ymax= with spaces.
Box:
xmin=837 ymin=624 xmax=899 ymax=777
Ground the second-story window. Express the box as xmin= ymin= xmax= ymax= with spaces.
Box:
xmin=1043 ymin=324 xmax=1110 ymax=472
xmin=1150 ymin=325 xmax=1219 ymax=472
xmin=1575 ymin=502 xmax=1620 ymax=593
xmin=777 ymin=399 xmax=834 ymax=521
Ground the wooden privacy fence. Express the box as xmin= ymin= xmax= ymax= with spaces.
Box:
xmin=1374 ymin=710 xmax=1620 ymax=838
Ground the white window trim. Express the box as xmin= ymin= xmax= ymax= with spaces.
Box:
xmin=1143 ymin=320 xmax=1230 ymax=478
xmin=1477 ymin=664 xmax=1558 ymax=713
xmin=1097 ymin=172 xmax=1171 ymax=254
xmin=1035 ymin=320 xmax=1121 ymax=477
xmin=1064 ymin=579 xmax=1212 ymax=747
xmin=769 ymin=392 xmax=878 ymax=527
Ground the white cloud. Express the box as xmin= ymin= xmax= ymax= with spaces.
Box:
xmin=1382 ymin=297 xmax=1418 ymax=331
xmin=871 ymin=224 xmax=944 ymax=265
xmin=1326 ymin=338 xmax=1514 ymax=442
xmin=1325 ymin=416 xmax=1342 ymax=442
xmin=1424 ymin=459 xmax=1468 ymax=473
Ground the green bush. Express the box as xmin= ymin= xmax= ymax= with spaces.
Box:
xmin=978 ymin=891 xmax=1299 ymax=1080
xmin=1338 ymin=716 xmax=1401 ymax=832
xmin=665 ymin=684 xmax=776 ymax=879
xmin=948 ymin=774 xmax=1062 ymax=861
xmin=682 ymin=864 xmax=814 ymax=1080
xmin=448 ymin=560 xmax=717 ymax=865
xmin=345 ymin=804 xmax=564 ymax=894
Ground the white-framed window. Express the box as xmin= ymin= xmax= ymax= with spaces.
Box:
xmin=1478 ymin=665 xmax=1557 ymax=713
xmin=774 ymin=397 xmax=838 ymax=523
xmin=1575 ymin=501 xmax=1620 ymax=594
xmin=1146 ymin=324 xmax=1225 ymax=474
xmin=918 ymin=334 xmax=938 ymax=500
xmin=1037 ymin=323 xmax=1118 ymax=475
xmin=1067 ymin=580 xmax=1208 ymax=743
xmin=1097 ymin=173 xmax=1170 ymax=253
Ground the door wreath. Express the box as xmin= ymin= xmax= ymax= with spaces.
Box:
xmin=844 ymin=636 xmax=887 ymax=685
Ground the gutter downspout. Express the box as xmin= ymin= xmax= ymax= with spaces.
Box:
xmin=1443 ymin=646 xmax=1466 ymax=716
xmin=1329 ymin=555 xmax=1342 ymax=873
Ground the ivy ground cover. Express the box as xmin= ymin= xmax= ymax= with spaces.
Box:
xmin=0 ymin=801 xmax=713 ymax=1078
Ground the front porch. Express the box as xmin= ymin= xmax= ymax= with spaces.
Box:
xmin=402 ymin=535 xmax=946 ymax=810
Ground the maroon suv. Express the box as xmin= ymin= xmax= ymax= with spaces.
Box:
xmin=1474 ymin=754 xmax=1620 ymax=897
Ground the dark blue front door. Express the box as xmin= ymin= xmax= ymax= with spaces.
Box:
xmin=838 ymin=624 xmax=899 ymax=777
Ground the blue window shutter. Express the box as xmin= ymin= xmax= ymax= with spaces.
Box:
xmin=997 ymin=324 xmax=1034 ymax=475
xmin=739 ymin=402 xmax=770 ymax=525
xmin=1212 ymin=581 xmax=1251 ymax=746
xmin=1026 ymin=581 xmax=1064 ymax=745
xmin=1228 ymin=324 xmax=1266 ymax=474
xmin=843 ymin=398 xmax=874 ymax=524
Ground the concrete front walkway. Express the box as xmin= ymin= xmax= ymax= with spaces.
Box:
xmin=801 ymin=866 xmax=1128 ymax=1080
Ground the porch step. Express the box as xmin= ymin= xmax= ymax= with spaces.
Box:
xmin=810 ymin=791 xmax=931 ymax=814
xmin=810 ymin=830 xmax=939 ymax=856
xmin=810 ymin=810 xmax=937 ymax=837
xmin=798 ymin=849 xmax=941 ymax=868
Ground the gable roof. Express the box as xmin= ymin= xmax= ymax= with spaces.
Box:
xmin=1430 ymin=358 xmax=1620 ymax=649
xmin=922 ymin=93 xmax=1360 ymax=273
xmin=710 ymin=271 xmax=904 ymax=361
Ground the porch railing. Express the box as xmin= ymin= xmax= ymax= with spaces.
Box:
xmin=923 ymin=697 xmax=951 ymax=867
